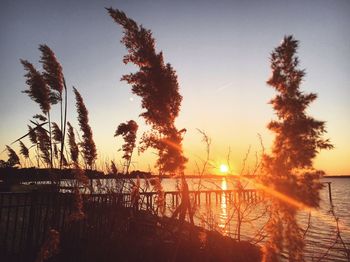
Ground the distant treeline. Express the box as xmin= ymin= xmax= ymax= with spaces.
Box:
xmin=0 ymin=167 xmax=256 ymax=184
xmin=0 ymin=167 xmax=152 ymax=182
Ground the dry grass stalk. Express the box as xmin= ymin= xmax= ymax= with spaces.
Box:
xmin=131 ymin=176 xmax=140 ymax=208
xmin=150 ymin=177 xmax=165 ymax=216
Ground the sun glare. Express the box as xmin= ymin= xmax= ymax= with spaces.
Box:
xmin=219 ymin=164 xmax=229 ymax=174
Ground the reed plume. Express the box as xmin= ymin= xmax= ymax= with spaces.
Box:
xmin=35 ymin=229 xmax=60 ymax=262
xmin=69 ymin=167 xmax=89 ymax=222
xmin=28 ymin=125 xmax=38 ymax=145
xmin=262 ymin=36 xmax=333 ymax=261
xmin=19 ymin=141 xmax=29 ymax=159
xmin=52 ymin=122 xmax=62 ymax=142
xmin=35 ymin=126 xmax=51 ymax=166
xmin=107 ymin=8 xmax=187 ymax=175
xmin=53 ymin=143 xmax=59 ymax=160
xmin=21 ymin=59 xmax=54 ymax=167
xmin=110 ymin=160 xmax=118 ymax=175
xmin=21 ymin=60 xmax=50 ymax=114
xmin=6 ymin=145 xmax=20 ymax=167
xmin=39 ymin=44 xmax=67 ymax=169
xmin=33 ymin=114 xmax=47 ymax=122
xmin=39 ymin=45 xmax=64 ymax=99
xmin=114 ymin=120 xmax=138 ymax=173
xmin=62 ymin=154 xmax=68 ymax=167
xmin=68 ymin=187 xmax=85 ymax=222
xmin=28 ymin=125 xmax=40 ymax=166
xmin=67 ymin=122 xmax=79 ymax=166
xmin=150 ymin=178 xmax=165 ymax=216
xmin=73 ymin=87 xmax=97 ymax=169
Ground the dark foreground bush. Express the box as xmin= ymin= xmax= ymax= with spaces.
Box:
xmin=49 ymin=212 xmax=261 ymax=262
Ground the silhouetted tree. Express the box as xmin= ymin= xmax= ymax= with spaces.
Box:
xmin=107 ymin=8 xmax=187 ymax=175
xmin=262 ymin=35 xmax=333 ymax=261
xmin=114 ymin=120 xmax=138 ymax=174
xmin=73 ymin=87 xmax=97 ymax=169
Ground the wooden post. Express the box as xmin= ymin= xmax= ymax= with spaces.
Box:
xmin=327 ymin=182 xmax=333 ymax=205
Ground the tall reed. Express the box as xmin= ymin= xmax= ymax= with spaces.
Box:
xmin=6 ymin=145 xmax=20 ymax=167
xmin=67 ymin=122 xmax=79 ymax=166
xmin=35 ymin=126 xmax=51 ymax=167
xmin=39 ymin=45 xmax=67 ymax=169
xmin=73 ymin=87 xmax=97 ymax=169
xmin=114 ymin=120 xmax=138 ymax=174
xmin=21 ymin=59 xmax=53 ymax=167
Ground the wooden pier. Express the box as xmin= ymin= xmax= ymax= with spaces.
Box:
xmin=139 ymin=189 xmax=264 ymax=211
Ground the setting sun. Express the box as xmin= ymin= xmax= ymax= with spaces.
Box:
xmin=219 ymin=164 xmax=229 ymax=174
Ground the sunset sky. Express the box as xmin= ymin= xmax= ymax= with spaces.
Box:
xmin=0 ymin=0 xmax=349 ymax=175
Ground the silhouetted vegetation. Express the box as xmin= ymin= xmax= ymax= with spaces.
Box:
xmin=20 ymin=45 xmax=68 ymax=169
xmin=107 ymin=8 xmax=187 ymax=176
xmin=1 ymin=6 xmax=346 ymax=262
xmin=115 ymin=120 xmax=138 ymax=174
xmin=67 ymin=122 xmax=79 ymax=166
xmin=261 ymin=35 xmax=333 ymax=261
xmin=73 ymin=87 xmax=97 ymax=170
xmin=39 ymin=44 xmax=67 ymax=169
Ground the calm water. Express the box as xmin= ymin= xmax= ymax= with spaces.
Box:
xmin=159 ymin=177 xmax=350 ymax=261
xmin=86 ymin=176 xmax=349 ymax=261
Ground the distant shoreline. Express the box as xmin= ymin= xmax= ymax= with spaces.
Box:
xmin=1 ymin=167 xmax=349 ymax=181
xmin=323 ymin=175 xmax=350 ymax=178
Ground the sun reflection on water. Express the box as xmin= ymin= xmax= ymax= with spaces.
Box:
xmin=219 ymin=177 xmax=228 ymax=234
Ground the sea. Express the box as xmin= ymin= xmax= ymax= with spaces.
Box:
xmin=76 ymin=175 xmax=350 ymax=261
xmin=158 ymin=176 xmax=350 ymax=261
